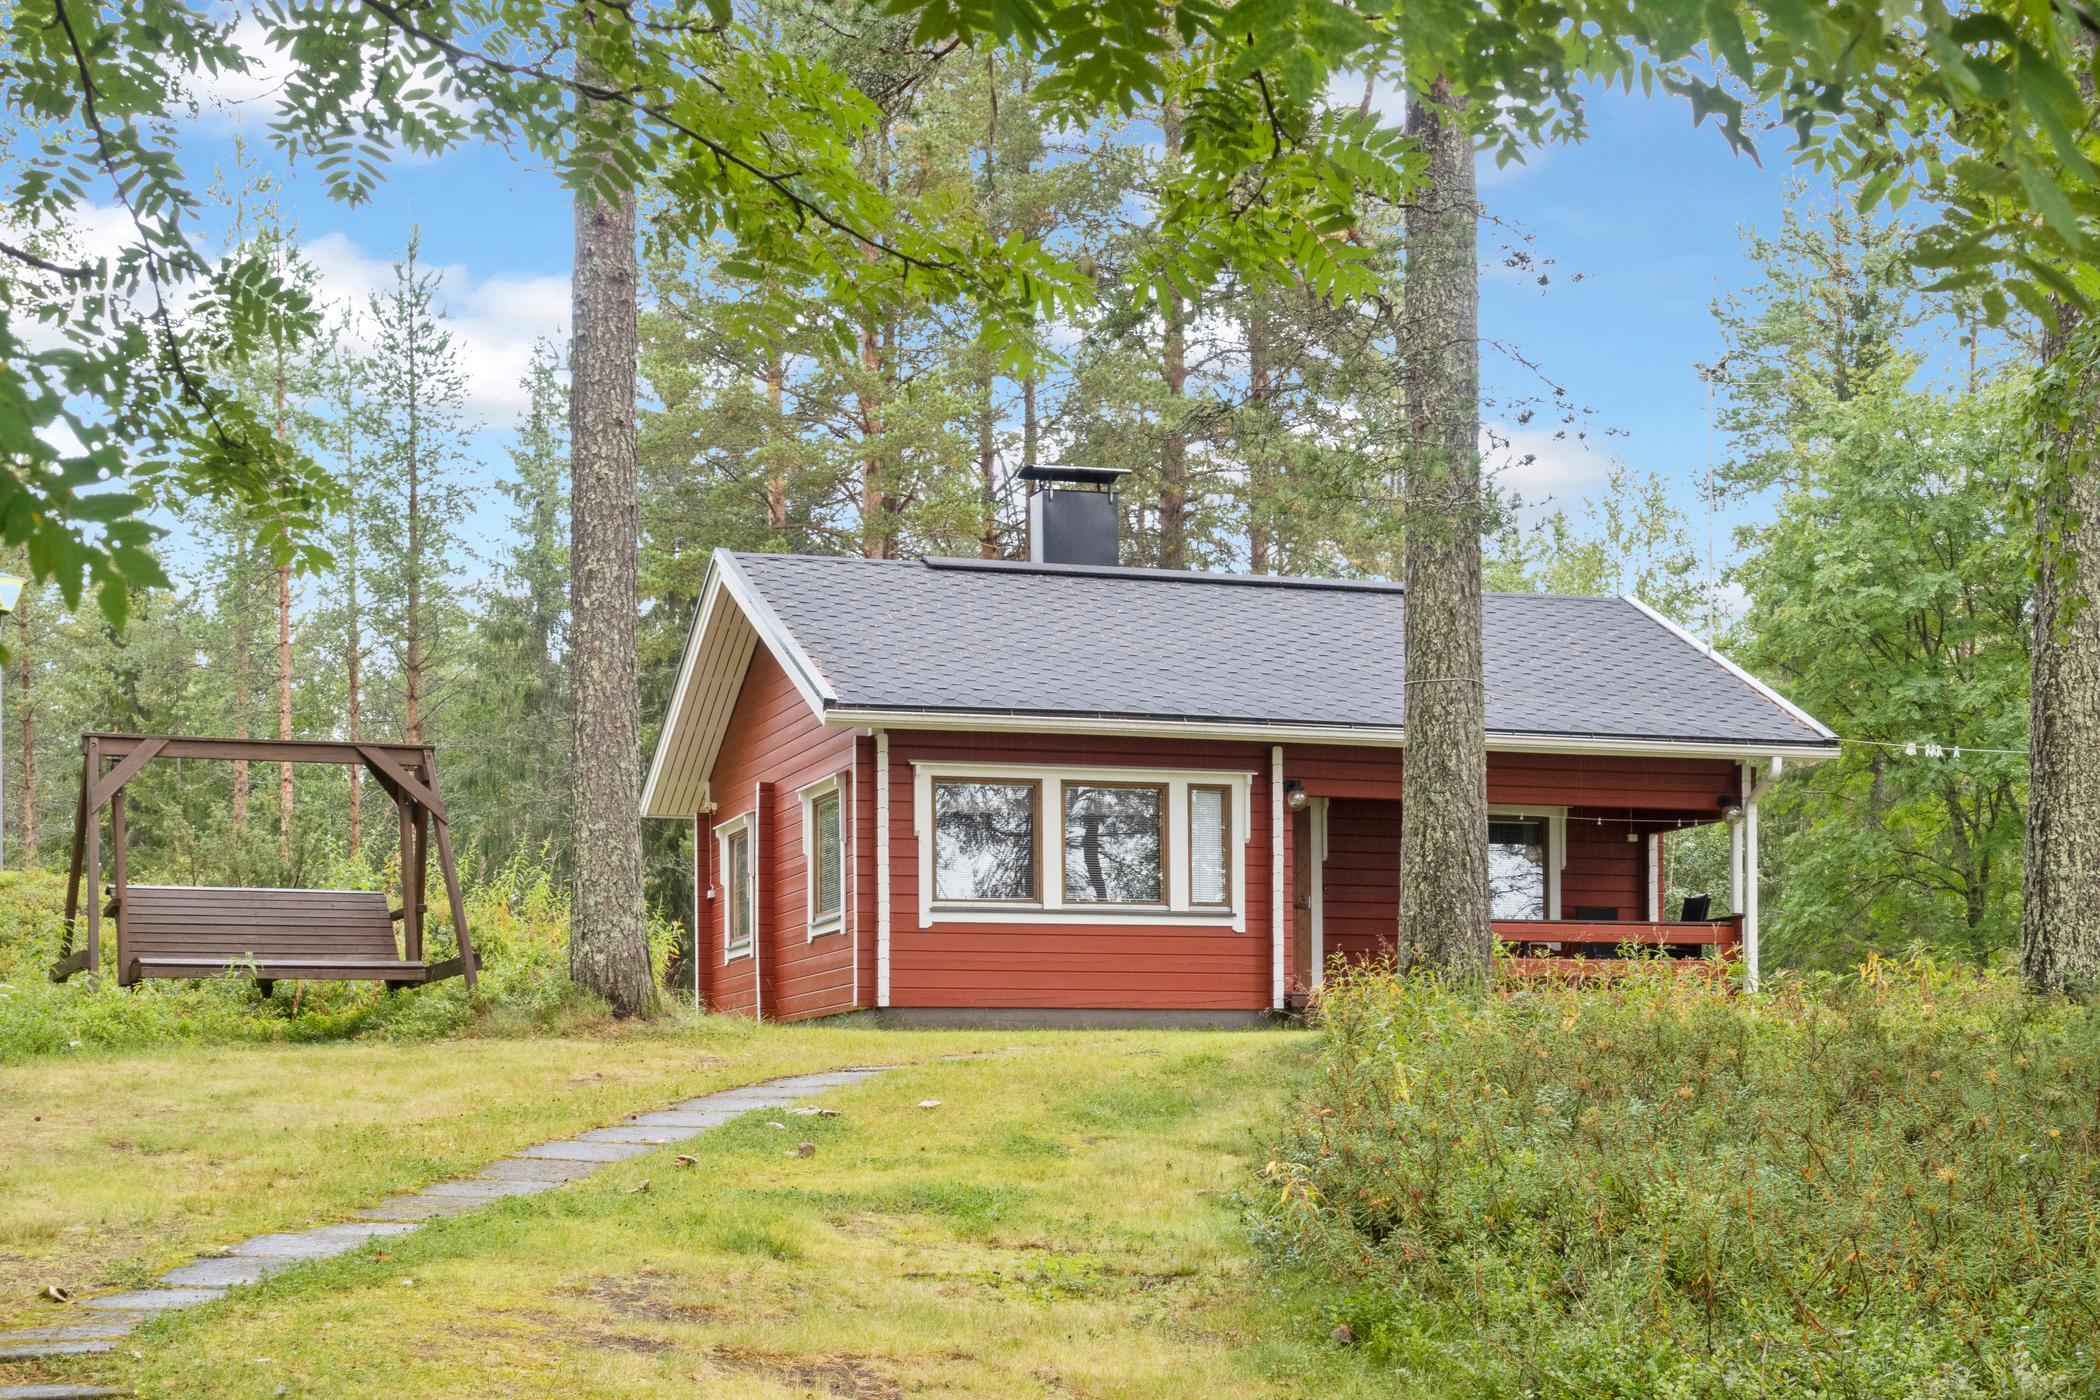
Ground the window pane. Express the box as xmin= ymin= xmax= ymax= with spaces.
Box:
xmin=813 ymin=792 xmax=843 ymax=918
xmin=934 ymin=782 xmax=1037 ymax=901
xmin=728 ymin=830 xmax=753 ymax=946
xmin=1190 ymin=788 xmax=1228 ymax=905
xmin=1064 ymin=785 xmax=1164 ymax=903
xmin=1487 ymin=818 xmax=1546 ymax=920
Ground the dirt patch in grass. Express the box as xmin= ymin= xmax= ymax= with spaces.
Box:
xmin=578 ymin=1271 xmax=724 ymax=1325
xmin=704 ymin=1346 xmax=901 ymax=1398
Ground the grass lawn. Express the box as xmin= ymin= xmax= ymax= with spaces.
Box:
xmin=6 ymin=1021 xmax=1385 ymax=1397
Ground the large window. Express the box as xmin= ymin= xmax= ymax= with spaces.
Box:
xmin=1487 ymin=817 xmax=1548 ymax=920
xmin=933 ymin=780 xmax=1039 ymax=902
xmin=802 ymin=779 xmax=844 ymax=934
xmin=1189 ymin=785 xmax=1230 ymax=906
xmin=721 ymin=820 xmax=754 ymax=954
xmin=1062 ymin=783 xmax=1165 ymax=903
xmin=914 ymin=764 xmax=1251 ymax=928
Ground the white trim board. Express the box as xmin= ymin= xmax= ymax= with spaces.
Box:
xmin=823 ymin=707 xmax=1837 ymax=763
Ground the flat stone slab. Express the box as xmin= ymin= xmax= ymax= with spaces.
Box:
xmin=418 ymin=1177 xmax=557 ymax=1201
xmin=0 ymin=1320 xmax=143 ymax=1342
xmin=769 ymin=1070 xmax=887 ymax=1089
xmin=517 ymin=1139 xmax=654 ymax=1163
xmin=83 ymin=1288 xmax=222 ymax=1313
xmin=479 ymin=1156 xmax=601 ymax=1184
xmin=575 ymin=1125 xmax=685 ymax=1145
xmin=0 ymin=1386 xmax=129 ymax=1398
xmin=227 ymin=1222 xmax=416 ymax=1260
xmin=158 ymin=1256 xmax=275 ymax=1289
xmin=0 ymin=1338 xmax=116 ymax=1359
xmin=625 ymin=1110 xmax=736 ymax=1129
xmin=355 ymin=1195 xmax=478 ymax=1221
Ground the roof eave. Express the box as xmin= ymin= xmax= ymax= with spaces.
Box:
xmin=820 ymin=705 xmax=1840 ymax=763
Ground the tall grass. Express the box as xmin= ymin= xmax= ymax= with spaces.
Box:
xmin=1252 ymin=959 xmax=2100 ymax=1397
xmin=0 ymin=855 xmax=687 ymax=1060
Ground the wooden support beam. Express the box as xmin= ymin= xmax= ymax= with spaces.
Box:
xmin=356 ymin=744 xmax=445 ymax=822
xmin=398 ymin=796 xmax=422 ymax=965
xmin=422 ymin=749 xmax=476 ymax=992
xmin=110 ymin=791 xmax=129 ymax=982
xmin=87 ymin=737 xmax=166 ymax=813
xmin=84 ymin=737 xmax=104 ymax=983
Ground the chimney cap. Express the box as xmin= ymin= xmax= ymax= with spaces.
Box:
xmin=1017 ymin=464 xmax=1130 ymax=489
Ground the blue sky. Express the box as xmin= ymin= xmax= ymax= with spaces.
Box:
xmin=168 ymin=65 xmax=1824 ymax=583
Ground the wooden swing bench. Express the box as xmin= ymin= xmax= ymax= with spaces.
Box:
xmin=51 ymin=734 xmax=477 ymax=992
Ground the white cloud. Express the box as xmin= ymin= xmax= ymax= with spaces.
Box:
xmin=181 ymin=17 xmax=298 ymax=127
xmin=304 ymin=231 xmax=567 ymax=418
xmin=1481 ymin=420 xmax=1610 ymax=512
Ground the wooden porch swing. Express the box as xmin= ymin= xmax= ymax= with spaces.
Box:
xmin=51 ymin=734 xmax=477 ymax=992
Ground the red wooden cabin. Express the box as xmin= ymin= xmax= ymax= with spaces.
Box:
xmin=643 ymin=471 xmax=1835 ymax=1025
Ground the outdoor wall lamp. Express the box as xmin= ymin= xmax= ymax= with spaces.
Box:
xmin=1285 ymin=781 xmax=1310 ymax=811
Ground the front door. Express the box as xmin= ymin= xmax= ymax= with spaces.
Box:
xmin=1291 ymin=807 xmax=1314 ymax=998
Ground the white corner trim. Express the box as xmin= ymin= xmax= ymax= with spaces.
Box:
xmin=1308 ymin=797 xmax=1328 ymax=988
xmin=715 ymin=811 xmax=755 ymax=963
xmin=907 ymin=760 xmax=1253 ymax=931
xmin=875 ymin=730 xmax=892 ymax=1008
xmin=797 ymin=773 xmax=846 ymax=941
xmin=1741 ymin=758 xmax=1762 ymax=994
xmin=1270 ymin=746 xmax=1284 ymax=1011
xmin=1621 ymin=594 xmax=1838 ymax=742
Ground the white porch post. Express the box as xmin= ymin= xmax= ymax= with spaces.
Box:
xmin=875 ymin=729 xmax=892 ymax=1008
xmin=1730 ymin=762 xmax=1746 ymax=916
xmin=1743 ymin=760 xmax=1761 ymax=993
xmin=1270 ymin=746 xmax=1285 ymax=1011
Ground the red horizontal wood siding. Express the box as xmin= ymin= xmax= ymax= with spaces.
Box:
xmin=694 ymin=677 xmax=1751 ymax=1014
xmin=701 ymin=648 xmax=859 ymax=1021
xmin=882 ymin=731 xmax=1276 ymax=1011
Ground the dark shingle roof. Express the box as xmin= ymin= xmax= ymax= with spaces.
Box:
xmin=727 ymin=553 xmax=1831 ymax=748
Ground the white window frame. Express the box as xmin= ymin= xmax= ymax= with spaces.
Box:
xmin=911 ymin=761 xmax=1253 ymax=930
xmin=717 ymin=813 xmax=756 ymax=960
xmin=799 ymin=774 xmax=847 ymax=940
xmin=1486 ymin=803 xmax=1566 ymax=921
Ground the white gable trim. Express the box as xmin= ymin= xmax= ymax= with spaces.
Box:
xmin=640 ymin=550 xmax=836 ymax=820
xmin=1620 ymin=595 xmax=1837 ymax=742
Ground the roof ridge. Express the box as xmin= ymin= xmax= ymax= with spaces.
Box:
xmin=917 ymin=555 xmax=1405 ymax=593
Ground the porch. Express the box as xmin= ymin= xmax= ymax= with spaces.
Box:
xmin=1281 ymin=747 xmax=1774 ymax=996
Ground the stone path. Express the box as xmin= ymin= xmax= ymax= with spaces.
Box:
xmin=0 ymin=1066 xmax=893 ymax=1399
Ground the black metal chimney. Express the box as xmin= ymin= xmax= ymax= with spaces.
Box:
xmin=1019 ymin=464 xmax=1127 ymax=567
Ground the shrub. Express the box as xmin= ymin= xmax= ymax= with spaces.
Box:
xmin=1252 ymin=958 xmax=2100 ymax=1398
xmin=0 ymin=855 xmax=689 ymax=1059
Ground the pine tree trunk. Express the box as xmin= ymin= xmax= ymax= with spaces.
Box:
xmin=765 ymin=351 xmax=788 ymax=531
xmin=233 ymin=534 xmax=251 ymax=830
xmin=15 ymin=592 xmax=32 ymax=865
xmin=2022 ymin=297 xmax=2100 ymax=994
xmin=568 ymin=32 xmax=656 ymax=1017
xmin=346 ymin=486 xmax=363 ymax=857
xmin=1158 ymin=90 xmax=1189 ymax=570
xmin=275 ymin=348 xmax=293 ymax=861
xmin=1395 ymin=75 xmax=1491 ymax=980
xmin=978 ymin=386 xmax=1000 ymax=558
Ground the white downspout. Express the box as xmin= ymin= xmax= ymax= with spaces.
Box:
xmin=876 ymin=729 xmax=892 ymax=1008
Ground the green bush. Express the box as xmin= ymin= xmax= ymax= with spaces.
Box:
xmin=1252 ymin=959 xmax=2100 ymax=1398
xmin=0 ymin=855 xmax=689 ymax=1060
